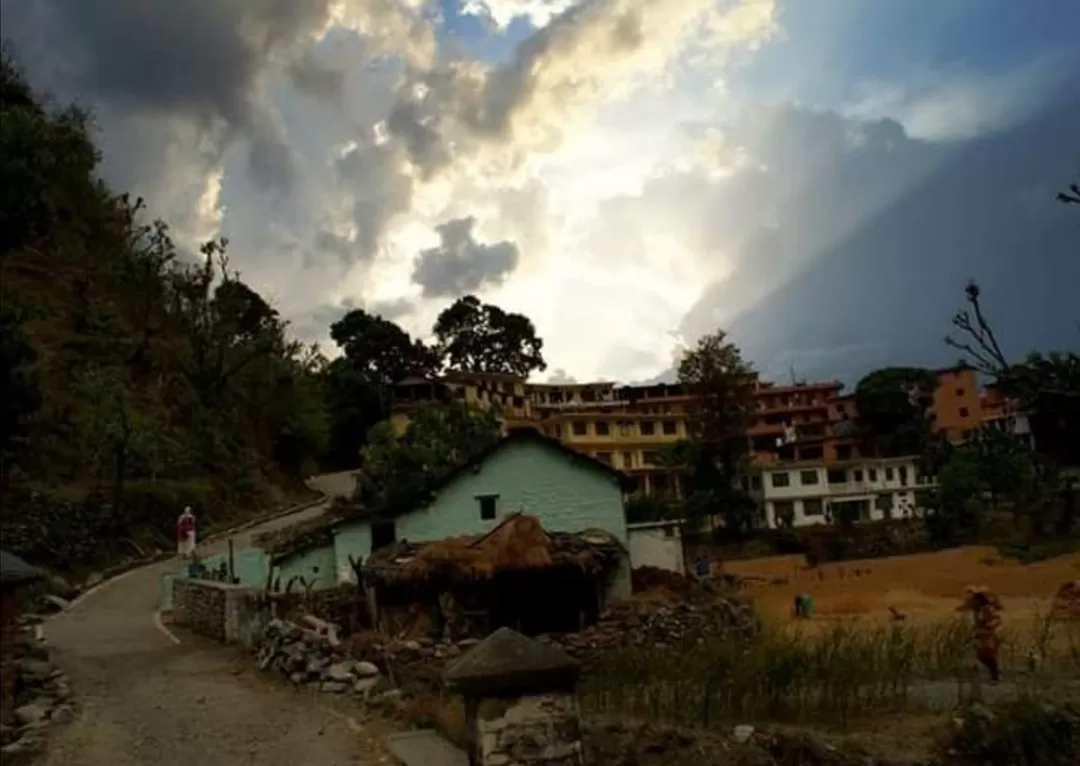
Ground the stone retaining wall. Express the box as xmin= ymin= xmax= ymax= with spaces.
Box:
xmin=171 ymin=578 xmax=268 ymax=648
xmin=477 ymin=692 xmax=583 ymax=766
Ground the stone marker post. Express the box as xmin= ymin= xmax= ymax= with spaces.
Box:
xmin=444 ymin=627 xmax=584 ymax=766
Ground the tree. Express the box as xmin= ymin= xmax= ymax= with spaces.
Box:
xmin=352 ymin=403 xmax=502 ymax=518
xmin=1058 ymin=175 xmax=1080 ymax=205
xmin=433 ymin=295 xmax=546 ymax=377
xmin=854 ymin=367 xmax=938 ymax=456
xmin=922 ymin=450 xmax=987 ymax=546
xmin=946 ymin=281 xmax=1080 ymax=467
xmin=330 ymin=308 xmax=437 ymax=386
xmin=675 ymin=331 xmax=759 ymax=534
xmin=321 ymin=308 xmax=438 ymax=470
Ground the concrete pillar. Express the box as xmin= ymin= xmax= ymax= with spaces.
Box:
xmin=444 ymin=627 xmax=583 ymax=766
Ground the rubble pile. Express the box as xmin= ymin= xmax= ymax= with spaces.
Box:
xmin=547 ymin=597 xmax=758 ymax=663
xmin=253 ymin=617 xmax=401 ymax=707
xmin=1 ymin=617 xmax=76 ymax=762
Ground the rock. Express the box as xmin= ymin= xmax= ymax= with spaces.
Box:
xmin=353 ymin=677 xmax=380 ymax=698
xmin=324 ymin=661 xmax=355 ymax=682
xmin=305 ymin=657 xmax=329 ymax=676
xmin=84 ymin=572 xmax=104 ymax=588
xmin=353 ymin=661 xmax=379 ymax=678
xmin=733 ymin=724 xmax=755 ymax=744
xmin=50 ymin=706 xmax=75 ymax=725
xmin=321 ymin=681 xmax=348 ymax=694
xmin=368 ymin=689 xmax=403 ymax=708
xmin=18 ymin=659 xmax=53 ymax=682
xmin=2 ymin=735 xmax=43 ymax=760
xmin=402 ymin=640 xmax=421 ymax=652
xmin=13 ymin=705 xmax=47 ymax=727
xmin=44 ymin=594 xmax=71 ymax=612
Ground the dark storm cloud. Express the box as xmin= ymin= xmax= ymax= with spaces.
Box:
xmin=287 ymin=51 xmax=345 ymax=103
xmin=0 ymin=0 xmax=339 ymax=192
xmin=411 ymin=217 xmax=520 ymax=298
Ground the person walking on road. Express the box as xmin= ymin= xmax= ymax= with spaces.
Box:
xmin=176 ymin=506 xmax=197 ymax=559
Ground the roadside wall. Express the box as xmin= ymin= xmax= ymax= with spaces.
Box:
xmin=171 ymin=578 xmax=269 ymax=649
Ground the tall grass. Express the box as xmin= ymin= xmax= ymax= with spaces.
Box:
xmin=580 ymin=615 xmax=1080 ymax=728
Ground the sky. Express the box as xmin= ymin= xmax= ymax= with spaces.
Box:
xmin=2 ymin=0 xmax=1078 ymax=385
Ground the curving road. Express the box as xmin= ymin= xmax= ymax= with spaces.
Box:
xmin=39 ymin=472 xmax=372 ymax=766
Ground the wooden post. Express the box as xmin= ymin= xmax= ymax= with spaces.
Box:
xmin=228 ymin=539 xmax=236 ymax=583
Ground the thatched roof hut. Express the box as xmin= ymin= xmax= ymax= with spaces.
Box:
xmin=362 ymin=513 xmax=624 ymax=586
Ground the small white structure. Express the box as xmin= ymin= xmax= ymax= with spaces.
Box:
xmin=627 ymin=520 xmax=685 ymax=573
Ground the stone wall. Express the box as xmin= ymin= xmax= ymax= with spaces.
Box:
xmin=476 ymin=692 xmax=583 ymax=766
xmin=171 ymin=578 xmax=268 ymax=648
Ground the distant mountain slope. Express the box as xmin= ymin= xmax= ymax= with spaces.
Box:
xmin=682 ymin=97 xmax=1080 ymax=384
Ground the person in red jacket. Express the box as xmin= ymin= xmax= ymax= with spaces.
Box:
xmin=176 ymin=507 xmax=197 ymax=559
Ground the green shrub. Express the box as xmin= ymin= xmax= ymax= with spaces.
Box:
xmin=947 ymin=698 xmax=1080 ymax=765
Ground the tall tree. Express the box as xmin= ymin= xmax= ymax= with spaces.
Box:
xmin=675 ymin=330 xmax=759 ymax=533
xmin=854 ymin=367 xmax=938 ymax=457
xmin=433 ymin=295 xmax=546 ymax=377
xmin=946 ymin=281 xmax=1080 ymax=467
xmin=321 ymin=308 xmax=438 ymax=470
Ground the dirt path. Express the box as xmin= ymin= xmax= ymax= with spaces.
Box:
xmin=39 ymin=480 xmax=372 ymax=766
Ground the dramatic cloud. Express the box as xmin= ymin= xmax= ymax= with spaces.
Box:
xmin=412 ymin=217 xmax=521 ymax=298
xmin=3 ymin=0 xmax=1072 ymax=383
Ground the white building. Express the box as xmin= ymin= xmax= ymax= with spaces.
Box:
xmin=749 ymin=456 xmax=932 ymax=529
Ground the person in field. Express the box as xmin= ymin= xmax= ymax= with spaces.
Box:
xmin=957 ymin=585 xmax=1003 ymax=683
xmin=176 ymin=506 xmax=197 ymax=559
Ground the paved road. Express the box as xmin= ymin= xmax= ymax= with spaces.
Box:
xmin=39 ymin=477 xmax=370 ymax=766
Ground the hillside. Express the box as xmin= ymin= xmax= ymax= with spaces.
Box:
xmin=679 ymin=96 xmax=1080 ymax=383
xmin=0 ymin=54 xmax=327 ymax=572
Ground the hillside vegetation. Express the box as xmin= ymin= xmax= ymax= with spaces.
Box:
xmin=0 ymin=53 xmax=327 ymax=571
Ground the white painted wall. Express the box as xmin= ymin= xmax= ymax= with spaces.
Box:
xmin=627 ymin=522 xmax=685 ymax=573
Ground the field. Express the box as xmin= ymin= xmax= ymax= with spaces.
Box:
xmin=723 ymin=545 xmax=1080 ymax=626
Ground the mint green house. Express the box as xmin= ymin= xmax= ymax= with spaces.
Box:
xmin=272 ymin=430 xmax=633 ymax=592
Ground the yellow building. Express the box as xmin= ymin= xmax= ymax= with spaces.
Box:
xmin=390 ymin=375 xmax=693 ymax=496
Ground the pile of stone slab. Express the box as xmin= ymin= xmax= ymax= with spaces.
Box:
xmin=545 ymin=597 xmax=758 ymax=663
xmin=1 ymin=617 xmax=76 ymax=763
xmin=253 ymin=617 xmax=400 ymax=706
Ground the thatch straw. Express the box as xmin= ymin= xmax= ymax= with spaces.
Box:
xmin=364 ymin=514 xmax=622 ymax=585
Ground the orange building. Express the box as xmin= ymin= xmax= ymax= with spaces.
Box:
xmin=930 ymin=365 xmax=983 ymax=442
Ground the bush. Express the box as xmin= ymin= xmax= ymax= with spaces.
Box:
xmin=947 ymin=698 xmax=1080 ymax=765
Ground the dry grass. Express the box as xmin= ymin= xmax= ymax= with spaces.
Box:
xmin=405 ymin=513 xmax=554 ymax=579
xmin=724 ymin=545 xmax=1080 ymax=626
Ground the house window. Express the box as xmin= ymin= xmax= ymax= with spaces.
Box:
xmin=595 ymin=452 xmax=613 ymax=465
xmin=618 ymin=421 xmax=634 ymax=436
xmin=899 ymin=466 xmax=909 ymax=486
xmin=853 ymin=469 xmax=864 ymax=482
xmin=622 ymin=452 xmax=634 ymax=469
xmin=572 ymin=421 xmax=588 ymax=436
xmin=956 ymin=388 xmax=965 ymax=397
xmin=662 ymin=420 xmax=677 ymax=436
xmin=803 ymin=498 xmax=824 ymax=517
xmin=868 ymin=468 xmax=877 ymax=482
xmin=477 ymin=494 xmax=499 ymax=521
xmin=959 ymin=407 xmax=969 ymax=418
xmin=885 ymin=467 xmax=895 ymax=481
xmin=643 ymin=451 xmax=659 ymax=465
xmin=875 ymin=493 xmax=894 ymax=512
xmin=771 ymin=472 xmax=790 ymax=488
xmin=800 ymin=470 xmax=819 ymax=486
xmin=774 ymin=501 xmax=795 ymax=526
xmin=551 ymin=424 xmax=562 ymax=438
xmin=827 ymin=468 xmax=846 ymax=485
xmin=750 ymin=475 xmax=762 ymax=491
xmin=640 ymin=420 xmax=655 ymax=435
xmin=595 ymin=421 xmax=610 ymax=436
xmin=371 ymin=520 xmax=396 ymax=551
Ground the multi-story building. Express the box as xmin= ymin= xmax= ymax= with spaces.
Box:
xmin=388 ymin=366 xmax=997 ymax=523
xmin=749 ymin=455 xmax=929 ymax=528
